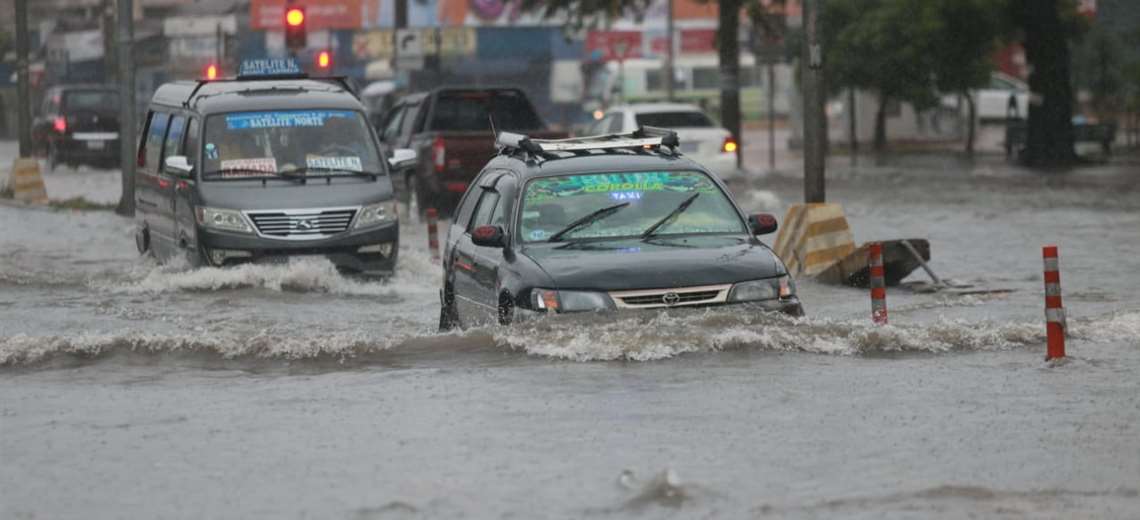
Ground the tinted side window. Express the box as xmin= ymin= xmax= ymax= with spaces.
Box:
xmin=468 ymin=190 xmax=500 ymax=232
xmin=381 ymin=105 xmax=404 ymax=143
xmin=400 ymin=102 xmax=422 ymax=138
xmin=144 ymin=112 xmax=169 ymax=170
xmin=163 ymin=116 xmax=186 ymax=167
xmin=607 ymin=114 xmax=624 ymax=133
xmin=184 ymin=118 xmax=200 ymax=168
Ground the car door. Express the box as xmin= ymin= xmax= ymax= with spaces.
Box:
xmin=172 ymin=116 xmax=200 ymax=252
xmin=470 ymin=175 xmax=516 ymax=316
xmin=157 ymin=114 xmax=186 ymax=251
xmin=137 ymin=111 xmax=170 ymax=255
xmin=451 ymin=173 xmax=504 ymax=324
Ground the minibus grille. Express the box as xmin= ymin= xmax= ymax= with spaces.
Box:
xmin=246 ymin=208 xmax=357 ymax=239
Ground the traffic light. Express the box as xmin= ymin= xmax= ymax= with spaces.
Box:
xmin=284 ymin=6 xmax=306 ymax=51
xmin=315 ymin=50 xmax=331 ymax=71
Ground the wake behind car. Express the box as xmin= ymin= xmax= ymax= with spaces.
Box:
xmin=134 ymin=59 xmax=400 ymax=275
xmin=439 ymin=128 xmax=802 ymax=330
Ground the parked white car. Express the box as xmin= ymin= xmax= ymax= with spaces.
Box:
xmin=585 ymin=103 xmax=740 ymax=178
xmin=975 ymin=72 xmax=1029 ymax=122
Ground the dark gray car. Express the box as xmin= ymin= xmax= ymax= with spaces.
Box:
xmin=134 ymin=73 xmax=402 ymax=276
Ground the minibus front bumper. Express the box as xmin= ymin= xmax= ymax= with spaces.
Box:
xmin=196 ymin=221 xmax=399 ymax=275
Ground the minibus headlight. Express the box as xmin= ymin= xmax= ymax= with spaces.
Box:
xmin=354 ymin=201 xmax=396 ymax=230
xmin=195 ymin=207 xmax=253 ymax=234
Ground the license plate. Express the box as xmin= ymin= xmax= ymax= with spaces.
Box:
xmin=86 ymin=140 xmax=105 ymax=150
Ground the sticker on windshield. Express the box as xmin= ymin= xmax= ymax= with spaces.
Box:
xmin=225 ymin=110 xmax=356 ymax=130
xmin=529 ymin=229 xmax=547 ymax=241
xmin=220 ymin=158 xmax=277 ymax=177
xmin=526 ymin=171 xmax=716 ymax=202
xmin=305 ymin=155 xmax=363 ymax=172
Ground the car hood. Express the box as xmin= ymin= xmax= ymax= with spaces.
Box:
xmin=196 ymin=177 xmax=394 ymax=210
xmin=520 ymin=235 xmax=782 ymax=291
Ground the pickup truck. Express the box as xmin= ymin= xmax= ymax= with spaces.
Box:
xmin=377 ymin=87 xmax=566 ymax=218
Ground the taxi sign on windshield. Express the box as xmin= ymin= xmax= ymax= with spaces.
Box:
xmin=237 ymin=58 xmax=305 ymax=80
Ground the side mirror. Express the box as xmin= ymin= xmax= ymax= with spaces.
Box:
xmin=388 ymin=148 xmax=417 ymax=171
xmin=748 ymin=213 xmax=778 ymax=235
xmin=471 ymin=225 xmax=507 ymax=248
xmin=164 ymin=155 xmax=193 ymax=178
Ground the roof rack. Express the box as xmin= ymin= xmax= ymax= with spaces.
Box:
xmin=496 ymin=126 xmax=680 ymax=159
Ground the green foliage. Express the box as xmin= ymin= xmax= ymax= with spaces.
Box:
xmin=823 ymin=0 xmax=1000 ymax=109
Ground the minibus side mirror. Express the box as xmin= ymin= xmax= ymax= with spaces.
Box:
xmin=389 ymin=148 xmax=417 ymax=171
xmin=748 ymin=213 xmax=778 ymax=235
xmin=164 ymin=156 xmax=194 ymax=178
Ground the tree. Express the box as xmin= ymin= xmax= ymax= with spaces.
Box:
xmin=1004 ymin=0 xmax=1085 ymax=167
xmin=929 ymin=0 xmax=1003 ymax=156
xmin=823 ymin=0 xmax=940 ymax=153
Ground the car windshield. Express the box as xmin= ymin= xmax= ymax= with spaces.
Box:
xmin=635 ymin=111 xmax=715 ymax=128
xmin=519 ymin=170 xmax=745 ymax=243
xmin=64 ymin=90 xmax=119 ymax=112
xmin=200 ymin=109 xmax=382 ymax=180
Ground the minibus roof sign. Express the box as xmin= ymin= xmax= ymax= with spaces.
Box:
xmin=238 ymin=58 xmax=306 ymax=80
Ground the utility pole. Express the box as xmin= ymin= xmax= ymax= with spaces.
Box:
xmin=393 ymin=0 xmax=408 ymax=82
xmin=15 ymin=0 xmax=31 ymax=156
xmin=664 ymin=0 xmax=675 ymax=101
xmin=116 ymin=0 xmax=136 ymax=216
xmin=801 ymin=0 xmax=825 ymax=203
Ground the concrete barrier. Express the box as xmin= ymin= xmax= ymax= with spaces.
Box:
xmin=5 ymin=158 xmax=48 ymax=204
xmin=772 ymin=203 xmax=855 ymax=277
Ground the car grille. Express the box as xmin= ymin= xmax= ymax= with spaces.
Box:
xmin=609 ymin=284 xmax=732 ymax=309
xmin=246 ymin=208 xmax=357 ymax=240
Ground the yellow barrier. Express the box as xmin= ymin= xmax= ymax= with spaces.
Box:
xmin=772 ymin=203 xmax=855 ymax=277
xmin=6 ymin=158 xmax=47 ymax=204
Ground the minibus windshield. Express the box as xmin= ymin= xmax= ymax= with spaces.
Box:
xmin=200 ymin=109 xmax=383 ymax=180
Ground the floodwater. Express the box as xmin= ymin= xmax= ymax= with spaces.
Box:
xmin=2 ymin=151 xmax=1139 ymax=519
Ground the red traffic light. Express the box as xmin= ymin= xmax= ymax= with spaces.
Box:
xmin=316 ymin=51 xmax=331 ymax=69
xmin=285 ymin=8 xmax=305 ymax=27
xmin=205 ymin=64 xmax=218 ymax=80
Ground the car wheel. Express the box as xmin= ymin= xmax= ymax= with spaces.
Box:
xmin=135 ymin=225 xmax=151 ymax=256
xmin=498 ymin=292 xmax=514 ymax=326
xmin=184 ymin=242 xmax=211 ymax=269
xmin=439 ymin=283 xmax=459 ymax=332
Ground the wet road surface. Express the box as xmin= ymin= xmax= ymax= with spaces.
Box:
xmin=2 ymin=153 xmax=1139 ymax=518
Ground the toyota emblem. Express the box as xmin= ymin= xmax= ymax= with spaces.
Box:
xmin=662 ymin=292 xmax=680 ymax=306
xmin=296 ymin=219 xmax=315 ymax=231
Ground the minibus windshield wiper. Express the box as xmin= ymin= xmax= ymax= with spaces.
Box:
xmin=282 ymin=167 xmax=379 ymax=180
xmin=200 ymin=168 xmax=282 ymax=180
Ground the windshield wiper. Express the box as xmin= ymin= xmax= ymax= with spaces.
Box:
xmin=640 ymin=192 xmax=700 ymax=240
xmin=283 ymin=167 xmax=378 ymax=180
xmin=547 ymin=202 xmax=630 ymax=242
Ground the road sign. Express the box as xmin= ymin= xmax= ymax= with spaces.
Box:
xmin=396 ymin=28 xmax=423 ymax=58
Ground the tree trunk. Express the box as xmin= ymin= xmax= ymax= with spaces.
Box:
xmin=964 ymin=91 xmax=976 ymax=156
xmin=874 ymin=93 xmax=889 ymax=153
xmin=1020 ymin=0 xmax=1076 ymax=167
xmin=718 ymin=0 xmax=742 ymax=167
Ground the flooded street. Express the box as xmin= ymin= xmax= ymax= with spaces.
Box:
xmin=3 ymin=152 xmax=1140 ymax=518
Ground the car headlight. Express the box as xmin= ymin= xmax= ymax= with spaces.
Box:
xmin=353 ymin=201 xmax=397 ymax=229
xmin=195 ymin=206 xmax=253 ymax=234
xmin=728 ymin=276 xmax=795 ymax=302
xmin=530 ymin=288 xmax=616 ymax=312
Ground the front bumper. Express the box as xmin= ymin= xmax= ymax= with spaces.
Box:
xmin=196 ymin=221 xmax=399 ymax=275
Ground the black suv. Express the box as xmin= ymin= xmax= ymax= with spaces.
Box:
xmin=33 ymin=84 xmax=121 ymax=170
xmin=438 ymin=128 xmax=804 ymax=330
